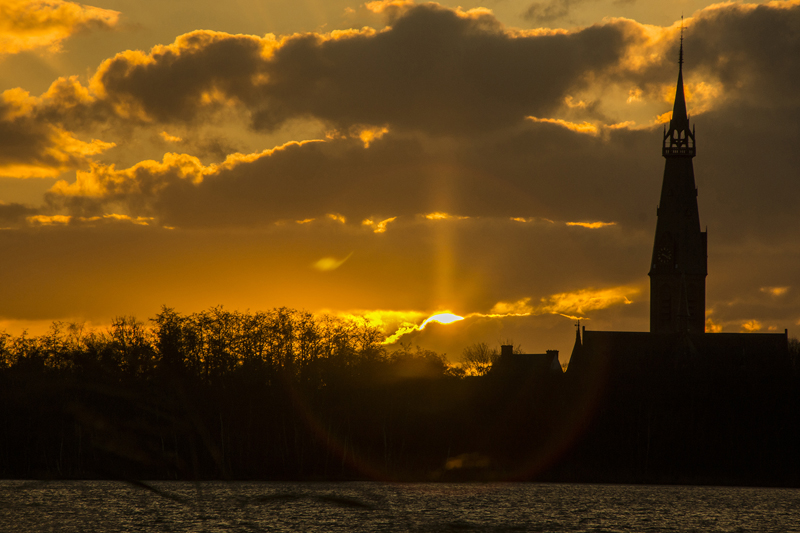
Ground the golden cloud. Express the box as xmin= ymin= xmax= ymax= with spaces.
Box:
xmin=489 ymin=298 xmax=533 ymax=316
xmin=741 ymin=319 xmax=763 ymax=332
xmin=353 ymin=125 xmax=389 ymax=148
xmin=626 ymin=87 xmax=643 ymax=104
xmin=705 ymin=316 xmax=723 ymax=333
xmin=760 ymin=286 xmax=789 ymax=297
xmin=0 ymin=85 xmax=115 ymax=178
xmin=160 ymin=131 xmax=182 ymax=143
xmin=527 ymin=116 xmax=598 ymax=135
xmin=50 ymin=152 xmax=210 ymax=198
xmin=510 ymin=217 xmax=555 ymax=224
xmin=566 ymin=221 xmax=617 ymax=229
xmin=330 ymin=309 xmax=426 ymax=345
xmin=362 ymin=216 xmax=397 ymax=233
xmin=0 ymin=0 xmax=119 ymax=55
xmin=26 ymin=214 xmax=71 ymax=226
xmin=25 ymin=213 xmax=155 ymax=227
xmin=78 ymin=214 xmax=154 ymax=226
xmin=313 ymin=253 xmax=352 ymax=272
xmin=564 ymin=96 xmax=589 ymax=109
xmin=423 ymin=212 xmax=469 ymax=221
xmin=538 ymin=286 xmax=638 ymax=316
xmin=49 ymin=141 xmax=318 ymax=203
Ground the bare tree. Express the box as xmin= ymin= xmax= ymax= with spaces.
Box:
xmin=460 ymin=342 xmax=499 ymax=376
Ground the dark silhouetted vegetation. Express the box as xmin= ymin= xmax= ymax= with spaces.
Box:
xmin=1 ymin=307 xmax=800 ymax=486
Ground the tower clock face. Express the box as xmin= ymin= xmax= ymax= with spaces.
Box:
xmin=658 ymin=246 xmax=673 ymax=264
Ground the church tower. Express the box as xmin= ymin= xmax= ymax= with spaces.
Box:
xmin=649 ymin=36 xmax=707 ymax=334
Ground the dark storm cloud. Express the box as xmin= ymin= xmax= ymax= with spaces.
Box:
xmin=58 ymin=3 xmax=628 ymax=135
xmin=0 ymin=3 xmax=629 ymax=178
xmin=9 ymin=1 xmax=798 ymax=180
xmin=21 ymin=1 xmax=797 ymax=260
xmin=78 ymin=3 xmax=628 ymax=135
xmin=0 ymin=100 xmax=61 ymax=169
xmin=93 ymin=31 xmax=267 ymax=124
xmin=43 ymin=120 xmax=662 ymax=229
xmin=250 ymin=4 xmax=623 ymax=134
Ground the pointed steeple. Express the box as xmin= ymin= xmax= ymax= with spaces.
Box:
xmin=663 ymin=23 xmax=695 ymax=157
xmin=649 ymin=28 xmax=707 ymax=335
xmin=671 ymin=42 xmax=689 ymax=130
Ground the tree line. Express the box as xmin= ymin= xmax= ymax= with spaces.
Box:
xmin=2 ymin=306 xmax=800 ymax=485
xmin=0 ymin=306 xmax=499 ymax=480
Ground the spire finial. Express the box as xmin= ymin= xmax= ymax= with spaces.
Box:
xmin=662 ymin=17 xmax=695 ymax=158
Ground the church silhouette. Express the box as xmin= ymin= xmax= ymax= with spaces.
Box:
xmin=564 ymin=38 xmax=789 ymax=375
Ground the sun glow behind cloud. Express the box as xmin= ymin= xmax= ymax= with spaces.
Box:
xmin=361 ymin=285 xmax=640 ymax=346
xmin=379 ymin=311 xmax=465 ymax=344
xmin=420 ymin=312 xmax=464 ymax=328
xmin=0 ymin=0 xmax=796 ymax=348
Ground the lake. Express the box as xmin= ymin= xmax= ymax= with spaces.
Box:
xmin=2 ymin=480 xmax=799 ymax=532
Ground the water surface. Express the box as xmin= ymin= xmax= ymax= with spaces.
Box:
xmin=2 ymin=481 xmax=799 ymax=532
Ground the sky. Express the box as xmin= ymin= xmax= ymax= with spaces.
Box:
xmin=1 ymin=0 xmax=799 ymax=362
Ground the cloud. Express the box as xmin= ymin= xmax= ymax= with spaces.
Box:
xmin=0 ymin=84 xmax=115 ymax=178
xmin=160 ymin=131 xmax=182 ymax=143
xmin=761 ymin=286 xmax=790 ymax=297
xmin=687 ymin=1 xmax=800 ymax=108
xmin=486 ymin=286 xmax=638 ymax=319
xmin=522 ymin=0 xmax=593 ymax=24
xmin=539 ymin=286 xmax=638 ymax=316
xmin=36 ymin=4 xmax=622 ymax=136
xmin=362 ymin=216 xmax=397 ymax=233
xmin=26 ymin=214 xmax=70 ymax=226
xmin=313 ymin=253 xmax=352 ymax=271
xmin=490 ymin=298 xmax=533 ymax=316
xmin=741 ymin=319 xmax=762 ymax=332
xmin=566 ymin=221 xmax=616 ymax=228
xmin=424 ymin=212 xmax=469 ymax=221
xmin=1 ymin=1 xmax=800 ymax=350
xmin=382 ymin=311 xmax=464 ymax=344
xmin=0 ymin=202 xmax=37 ymax=226
xmin=0 ymin=0 xmax=119 ymax=55
xmin=527 ymin=116 xmax=598 ymax=135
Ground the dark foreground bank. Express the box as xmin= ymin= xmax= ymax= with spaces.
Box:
xmin=2 ymin=306 xmax=800 ymax=486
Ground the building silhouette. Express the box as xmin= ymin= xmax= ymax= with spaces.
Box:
xmin=650 ymin=37 xmax=706 ymax=334
xmin=568 ymin=38 xmax=788 ymax=372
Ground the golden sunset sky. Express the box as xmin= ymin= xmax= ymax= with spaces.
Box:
xmin=1 ymin=0 xmax=798 ymax=360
